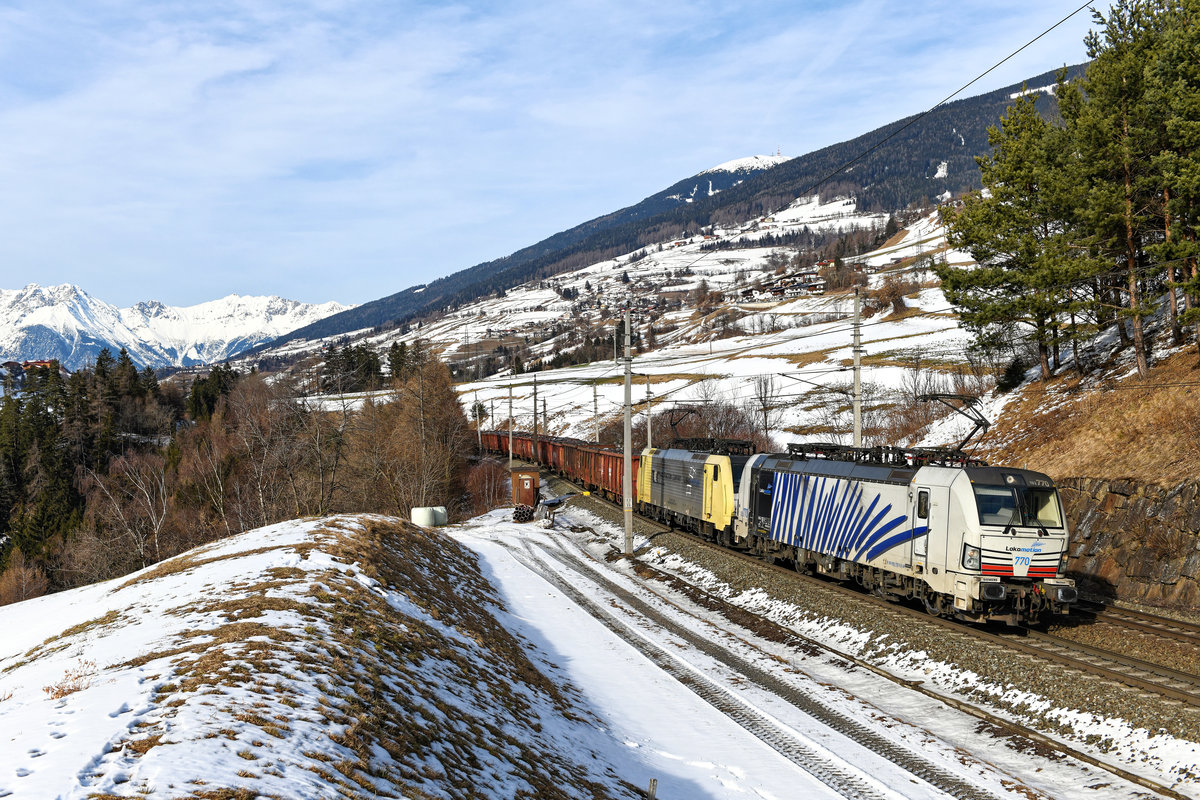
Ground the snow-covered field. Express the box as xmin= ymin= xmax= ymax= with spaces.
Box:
xmin=2 ymin=510 xmax=1192 ymax=799
xmin=291 ymin=205 xmax=991 ymax=450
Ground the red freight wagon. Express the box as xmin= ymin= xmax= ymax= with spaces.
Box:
xmin=479 ymin=431 xmax=638 ymax=504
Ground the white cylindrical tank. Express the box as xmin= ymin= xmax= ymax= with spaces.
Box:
xmin=411 ymin=506 xmax=444 ymax=527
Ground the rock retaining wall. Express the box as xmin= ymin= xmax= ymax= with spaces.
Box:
xmin=1059 ymin=477 xmax=1200 ymax=610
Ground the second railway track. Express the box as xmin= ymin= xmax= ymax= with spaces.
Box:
xmin=547 ymin=468 xmax=1200 ymax=712
xmin=533 ymin=466 xmax=1200 ymax=790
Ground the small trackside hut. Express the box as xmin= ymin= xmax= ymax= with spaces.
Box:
xmin=511 ymin=467 xmax=540 ymax=508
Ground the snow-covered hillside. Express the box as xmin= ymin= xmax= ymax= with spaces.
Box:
xmin=666 ymin=153 xmax=791 ymax=203
xmin=2 ymin=511 xmax=1192 ymax=799
xmin=0 ymin=284 xmax=352 ymax=370
xmin=268 ymin=198 xmax=980 ymax=451
xmin=701 ymin=153 xmax=791 ymax=174
xmin=450 ymin=209 xmax=972 ymax=448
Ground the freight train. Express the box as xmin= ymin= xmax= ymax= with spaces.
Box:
xmin=480 ymin=431 xmax=1077 ymax=626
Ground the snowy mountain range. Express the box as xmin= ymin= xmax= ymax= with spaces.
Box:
xmin=270 ymin=154 xmax=797 ymax=347
xmin=0 ymin=284 xmax=352 ymax=370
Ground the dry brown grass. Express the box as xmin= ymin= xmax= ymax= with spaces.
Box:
xmin=116 ymin=543 xmax=324 ymax=592
xmin=737 ymin=350 xmax=833 ymax=367
xmin=878 ymin=227 xmax=910 ymax=250
xmin=43 ymin=659 xmax=97 ymax=699
xmin=978 ymin=349 xmax=1200 ymax=484
xmin=45 ymin=610 xmax=123 ymax=645
xmin=124 ymin=735 xmax=162 ymax=755
xmin=79 ymin=517 xmax=630 ymax=799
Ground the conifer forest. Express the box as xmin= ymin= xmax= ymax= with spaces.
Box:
xmin=938 ymin=0 xmax=1200 ymax=379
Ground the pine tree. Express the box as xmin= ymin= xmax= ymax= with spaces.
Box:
xmin=939 ymin=92 xmax=1093 ymax=379
xmin=1059 ymin=1 xmax=1166 ymax=376
xmin=1146 ymin=0 xmax=1200 ymax=355
xmin=387 ymin=341 xmax=408 ymax=379
xmin=114 ymin=348 xmax=140 ymax=398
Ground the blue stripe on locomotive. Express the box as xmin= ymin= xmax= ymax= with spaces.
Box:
xmin=766 ymin=472 xmax=928 ymax=563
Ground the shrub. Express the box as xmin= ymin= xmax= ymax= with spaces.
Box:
xmin=997 ymin=358 xmax=1027 ymax=393
xmin=43 ymin=659 xmax=97 ymax=699
xmin=467 ymin=460 xmax=511 ymax=515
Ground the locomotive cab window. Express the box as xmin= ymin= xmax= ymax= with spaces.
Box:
xmin=1024 ymin=487 xmax=1064 ymax=528
xmin=973 ymin=484 xmax=1065 ymax=528
xmin=916 ymin=489 xmax=930 ymax=519
xmin=974 ymin=485 xmax=1018 ymax=526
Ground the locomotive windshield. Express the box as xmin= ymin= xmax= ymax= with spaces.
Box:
xmin=973 ymin=484 xmax=1064 ymax=528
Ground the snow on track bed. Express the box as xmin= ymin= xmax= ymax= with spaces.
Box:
xmin=653 ymin=524 xmax=1200 ymax=799
xmin=504 ymin=531 xmax=1041 ymax=800
xmin=537 ymin=475 xmax=1200 ymax=796
xmin=500 ymin=539 xmax=898 ymax=800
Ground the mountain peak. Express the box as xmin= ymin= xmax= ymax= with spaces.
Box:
xmin=700 ymin=154 xmax=790 ymax=175
xmin=0 ymin=286 xmax=353 ymax=369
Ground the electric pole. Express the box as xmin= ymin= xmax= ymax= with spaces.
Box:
xmin=474 ymin=390 xmax=481 ymax=451
xmin=853 ymin=286 xmax=862 ymax=448
xmin=507 ymin=385 xmax=513 ymax=469
xmin=623 ymin=308 xmax=633 ymax=556
xmin=646 ymin=377 xmax=653 ymax=450
xmin=593 ymin=384 xmax=599 ymax=444
xmin=533 ymin=375 xmax=539 ymax=458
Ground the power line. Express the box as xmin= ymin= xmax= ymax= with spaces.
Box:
xmin=793 ymin=1 xmax=1095 ymax=202
xmin=641 ymin=2 xmax=1097 ymax=279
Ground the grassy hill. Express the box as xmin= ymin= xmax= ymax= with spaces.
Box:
xmin=977 ymin=348 xmax=1200 ymax=486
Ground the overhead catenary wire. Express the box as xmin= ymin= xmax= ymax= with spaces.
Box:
xmin=635 ymin=1 xmax=1097 ymax=281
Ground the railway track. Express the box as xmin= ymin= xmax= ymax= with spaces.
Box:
xmin=506 ymin=492 xmax=1194 ymax=800
xmin=1076 ymin=602 xmax=1200 ymax=649
xmin=659 ymin=520 xmax=1200 ymax=712
xmin=1005 ymin=629 xmax=1200 ymax=704
xmin=544 ymin=470 xmax=1200 ymax=711
xmin=517 ymin=461 xmax=1200 ymax=796
xmin=499 ymin=534 xmax=1015 ymax=800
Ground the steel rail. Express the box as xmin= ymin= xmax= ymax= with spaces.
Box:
xmin=1076 ymin=602 xmax=1200 ymax=648
xmin=521 ymin=483 xmax=1196 ymax=800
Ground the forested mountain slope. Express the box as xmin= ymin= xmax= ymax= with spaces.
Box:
xmin=270 ymin=64 xmax=1085 ymax=348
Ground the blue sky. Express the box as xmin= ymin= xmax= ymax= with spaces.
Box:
xmin=0 ymin=1 xmax=1095 ymax=307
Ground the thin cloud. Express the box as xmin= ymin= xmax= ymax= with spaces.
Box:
xmin=0 ymin=0 xmax=1094 ymax=306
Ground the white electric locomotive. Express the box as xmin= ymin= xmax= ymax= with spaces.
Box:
xmin=731 ymin=442 xmax=1077 ymax=625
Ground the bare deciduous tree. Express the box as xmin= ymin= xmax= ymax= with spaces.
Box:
xmin=750 ymin=375 xmax=782 ymax=449
xmin=0 ymin=549 xmax=49 ymax=606
xmin=82 ymin=451 xmax=172 ymax=569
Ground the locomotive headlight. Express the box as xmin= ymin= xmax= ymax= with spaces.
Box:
xmin=962 ymin=544 xmax=981 ymax=570
xmin=1059 ymin=551 xmax=1069 ymax=576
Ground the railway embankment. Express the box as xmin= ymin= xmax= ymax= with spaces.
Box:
xmin=1060 ymin=477 xmax=1200 ymax=611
